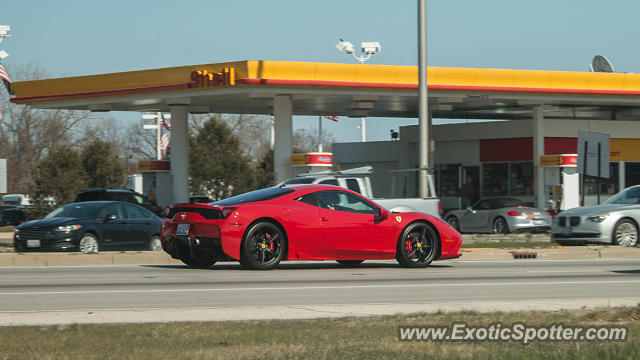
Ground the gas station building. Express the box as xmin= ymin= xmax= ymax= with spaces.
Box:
xmin=10 ymin=60 xmax=640 ymax=211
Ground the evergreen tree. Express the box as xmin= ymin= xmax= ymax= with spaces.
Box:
xmin=189 ymin=116 xmax=255 ymax=200
xmin=81 ymin=139 xmax=125 ymax=188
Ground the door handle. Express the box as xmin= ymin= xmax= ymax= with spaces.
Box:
xmin=321 ymin=217 xmax=329 ymax=222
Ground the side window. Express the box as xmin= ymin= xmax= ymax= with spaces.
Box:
xmin=319 ymin=179 xmax=339 ymax=186
xmin=296 ymin=193 xmax=319 ymax=207
xmin=100 ymin=204 xmax=125 ymax=219
xmin=346 ymin=179 xmax=361 ymax=194
xmin=109 ymin=193 xmax=128 ymax=202
xmin=124 ymin=204 xmax=147 ymax=219
xmin=476 ymin=201 xmax=490 ymax=210
xmin=316 ymin=191 xmax=378 ymax=214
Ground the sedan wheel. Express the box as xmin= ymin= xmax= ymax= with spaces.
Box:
xmin=148 ymin=236 xmax=162 ymax=251
xmin=79 ymin=234 xmax=99 ymax=254
xmin=240 ymin=222 xmax=285 ymax=270
xmin=396 ymin=222 xmax=438 ymax=268
xmin=493 ymin=217 xmax=509 ymax=234
xmin=613 ymin=220 xmax=638 ymax=247
xmin=446 ymin=216 xmax=460 ymax=231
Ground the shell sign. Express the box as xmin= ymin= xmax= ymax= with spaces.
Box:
xmin=290 ymin=153 xmax=333 ymax=167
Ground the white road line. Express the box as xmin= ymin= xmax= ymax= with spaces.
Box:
xmin=1 ymin=279 xmax=640 ymax=296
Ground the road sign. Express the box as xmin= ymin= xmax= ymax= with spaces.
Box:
xmin=577 ymin=131 xmax=609 ymax=178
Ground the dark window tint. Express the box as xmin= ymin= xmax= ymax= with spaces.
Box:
xmin=346 ymin=179 xmax=361 ymax=193
xmin=124 ymin=204 xmax=148 ymax=219
xmin=474 ymin=201 xmax=491 ymax=210
xmin=108 ymin=192 xmax=130 ymax=202
xmin=490 ymin=198 xmax=527 ymax=209
xmin=315 ymin=191 xmax=378 ymax=214
xmin=319 ymin=179 xmax=339 ymax=186
xmin=296 ymin=193 xmax=319 ymax=207
xmin=76 ymin=192 xmax=104 ymax=201
xmin=44 ymin=203 xmax=105 ymax=219
xmin=213 ymin=187 xmax=294 ymax=206
xmin=100 ymin=204 xmax=125 ymax=219
xmin=282 ymin=178 xmax=315 ymax=185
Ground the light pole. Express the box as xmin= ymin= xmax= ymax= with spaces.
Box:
xmin=335 ymin=39 xmax=381 ymax=142
xmin=142 ymin=112 xmax=171 ymax=160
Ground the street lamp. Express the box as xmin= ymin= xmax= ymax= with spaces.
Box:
xmin=142 ymin=112 xmax=171 ymax=160
xmin=335 ymin=39 xmax=381 ymax=142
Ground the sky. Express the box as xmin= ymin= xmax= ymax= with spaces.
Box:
xmin=2 ymin=0 xmax=640 ymax=143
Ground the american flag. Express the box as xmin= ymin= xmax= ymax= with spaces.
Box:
xmin=160 ymin=113 xmax=171 ymax=130
xmin=323 ymin=115 xmax=339 ymax=122
xmin=0 ymin=63 xmax=13 ymax=96
xmin=160 ymin=133 xmax=170 ymax=152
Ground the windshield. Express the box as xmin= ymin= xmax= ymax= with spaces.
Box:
xmin=44 ymin=203 xmax=104 ymax=219
xmin=605 ymin=186 xmax=640 ymax=205
xmin=213 ymin=187 xmax=294 ymax=206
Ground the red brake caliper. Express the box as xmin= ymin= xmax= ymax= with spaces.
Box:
xmin=265 ymin=233 xmax=274 ymax=250
xmin=405 ymin=234 xmax=413 ymax=258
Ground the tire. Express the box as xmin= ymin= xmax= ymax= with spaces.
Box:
xmin=240 ymin=221 xmax=286 ymax=270
xmin=180 ymin=251 xmax=217 ymax=268
xmin=395 ymin=222 xmax=438 ymax=268
xmin=613 ymin=219 xmax=638 ymax=247
xmin=446 ymin=216 xmax=460 ymax=231
xmin=148 ymin=236 xmax=162 ymax=251
xmin=336 ymin=260 xmax=364 ymax=267
xmin=492 ymin=217 xmax=509 ymax=234
xmin=79 ymin=233 xmax=99 ymax=254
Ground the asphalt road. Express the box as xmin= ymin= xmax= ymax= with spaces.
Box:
xmin=1 ymin=259 xmax=640 ymax=325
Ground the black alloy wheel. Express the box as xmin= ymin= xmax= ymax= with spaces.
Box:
xmin=395 ymin=222 xmax=438 ymax=268
xmin=240 ymin=222 xmax=286 ymax=270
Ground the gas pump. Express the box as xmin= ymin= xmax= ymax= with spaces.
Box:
xmin=540 ymin=154 xmax=579 ymax=213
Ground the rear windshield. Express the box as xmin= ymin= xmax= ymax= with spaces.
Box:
xmin=44 ymin=203 xmax=104 ymax=219
xmin=213 ymin=187 xmax=294 ymax=206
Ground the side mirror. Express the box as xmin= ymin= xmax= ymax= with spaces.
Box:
xmin=376 ymin=209 xmax=389 ymax=221
xmin=104 ymin=213 xmax=118 ymax=222
xmin=466 ymin=206 xmax=473 ymax=212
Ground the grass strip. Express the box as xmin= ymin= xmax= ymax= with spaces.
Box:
xmin=0 ymin=306 xmax=637 ymax=360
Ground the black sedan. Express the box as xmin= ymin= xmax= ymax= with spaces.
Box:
xmin=13 ymin=201 xmax=162 ymax=253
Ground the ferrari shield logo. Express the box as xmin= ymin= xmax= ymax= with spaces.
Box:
xmin=181 ymin=213 xmax=186 ymax=220
xmin=395 ymin=216 xmax=402 ymax=222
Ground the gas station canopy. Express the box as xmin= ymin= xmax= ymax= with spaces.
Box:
xmin=11 ymin=60 xmax=640 ymax=121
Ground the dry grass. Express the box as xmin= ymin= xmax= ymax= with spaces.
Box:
xmin=0 ymin=306 xmax=638 ymax=359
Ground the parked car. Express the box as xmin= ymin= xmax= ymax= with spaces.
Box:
xmin=0 ymin=206 xmax=26 ymax=226
xmin=161 ymin=184 xmax=462 ymax=270
xmin=75 ymin=188 xmax=163 ymax=216
xmin=13 ymin=201 xmax=162 ymax=253
xmin=552 ymin=185 xmax=640 ymax=247
xmin=444 ymin=197 xmax=551 ymax=234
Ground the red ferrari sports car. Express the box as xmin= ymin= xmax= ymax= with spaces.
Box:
xmin=161 ymin=184 xmax=462 ymax=270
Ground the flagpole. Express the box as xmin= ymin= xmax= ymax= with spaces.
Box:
xmin=156 ymin=112 xmax=162 ymax=160
xmin=318 ymin=116 xmax=323 ymax=152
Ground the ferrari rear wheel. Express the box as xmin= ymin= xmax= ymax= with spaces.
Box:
xmin=396 ymin=222 xmax=438 ymax=268
xmin=336 ymin=260 xmax=364 ymax=266
xmin=241 ymin=222 xmax=285 ymax=270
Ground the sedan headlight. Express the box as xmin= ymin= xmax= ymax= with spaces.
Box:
xmin=587 ymin=214 xmax=609 ymax=223
xmin=55 ymin=225 xmax=83 ymax=232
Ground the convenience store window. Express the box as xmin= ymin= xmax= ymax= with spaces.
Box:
xmin=510 ymin=162 xmax=533 ymax=195
xmin=584 ymin=162 xmax=619 ymax=195
xmin=626 ymin=162 xmax=640 ymax=188
xmin=482 ymin=163 xmax=509 ymax=196
xmin=437 ymin=164 xmax=460 ymax=196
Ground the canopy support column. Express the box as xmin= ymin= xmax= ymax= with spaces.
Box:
xmin=533 ymin=106 xmax=545 ymax=209
xmin=273 ymin=95 xmax=293 ymax=183
xmin=170 ymin=104 xmax=189 ymax=204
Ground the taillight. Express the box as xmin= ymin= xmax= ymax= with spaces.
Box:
xmin=163 ymin=206 xmax=171 ymax=218
xmin=438 ymin=201 xmax=443 ymax=218
xmin=507 ymin=211 xmax=522 ymax=216
xmin=221 ymin=207 xmax=238 ymax=219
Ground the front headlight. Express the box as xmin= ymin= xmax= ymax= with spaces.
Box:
xmin=55 ymin=225 xmax=83 ymax=232
xmin=587 ymin=214 xmax=609 ymax=223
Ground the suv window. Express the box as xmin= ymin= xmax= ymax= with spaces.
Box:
xmin=124 ymin=204 xmax=148 ymax=219
xmin=76 ymin=192 xmax=104 ymax=202
xmin=346 ymin=179 xmax=361 ymax=194
xmin=319 ymin=179 xmax=339 ymax=186
xmin=99 ymin=204 xmax=125 ymax=219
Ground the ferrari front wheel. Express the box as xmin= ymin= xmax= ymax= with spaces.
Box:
xmin=396 ymin=222 xmax=438 ymax=268
xmin=240 ymin=222 xmax=286 ymax=270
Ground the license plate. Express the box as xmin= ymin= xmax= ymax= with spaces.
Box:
xmin=176 ymin=223 xmax=190 ymax=236
xmin=26 ymin=239 xmax=41 ymax=248
xmin=533 ymin=220 xmax=543 ymax=225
